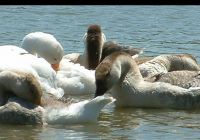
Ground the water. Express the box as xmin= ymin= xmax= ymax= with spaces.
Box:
xmin=0 ymin=5 xmax=200 ymax=139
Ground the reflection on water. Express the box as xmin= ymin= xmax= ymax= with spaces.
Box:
xmin=1 ymin=5 xmax=200 ymax=139
xmin=1 ymin=106 xmax=200 ymax=139
xmin=0 ymin=125 xmax=44 ymax=139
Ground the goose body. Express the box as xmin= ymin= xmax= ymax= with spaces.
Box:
xmin=0 ymin=45 xmax=28 ymax=55
xmin=138 ymin=53 xmax=200 ymax=79
xmin=134 ymin=56 xmax=153 ymax=65
xmin=56 ymin=58 xmax=96 ymax=95
xmin=44 ymin=95 xmax=114 ymax=124
xmin=152 ymin=70 xmax=200 ymax=89
xmin=0 ymin=70 xmax=114 ymax=125
xmin=0 ymin=70 xmax=42 ymax=106
xmin=95 ymin=52 xmax=200 ymax=110
xmin=0 ymin=97 xmax=44 ymax=125
xmin=0 ymin=94 xmax=114 ymax=125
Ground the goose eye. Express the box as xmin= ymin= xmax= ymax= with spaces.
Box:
xmin=54 ymin=58 xmax=57 ymax=61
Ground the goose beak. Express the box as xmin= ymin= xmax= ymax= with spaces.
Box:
xmin=51 ymin=63 xmax=60 ymax=71
xmin=94 ymin=79 xmax=108 ymax=98
xmin=94 ymin=85 xmax=107 ymax=98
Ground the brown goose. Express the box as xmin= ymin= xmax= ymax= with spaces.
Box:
xmin=64 ymin=24 xmax=106 ymax=70
xmin=95 ymin=52 xmax=200 ymax=110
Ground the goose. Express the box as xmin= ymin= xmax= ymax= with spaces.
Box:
xmin=56 ymin=58 xmax=96 ymax=95
xmin=43 ymin=95 xmax=114 ymax=124
xmin=100 ymin=41 xmax=145 ymax=62
xmin=0 ymin=45 xmax=64 ymax=98
xmin=64 ymin=24 xmax=106 ymax=70
xmin=0 ymin=45 xmax=28 ymax=55
xmin=0 ymin=70 xmax=42 ymax=106
xmin=0 ymin=70 xmax=114 ymax=125
xmin=20 ymin=32 xmax=96 ymax=95
xmin=64 ymin=25 xmax=144 ymax=70
xmin=138 ymin=53 xmax=200 ymax=79
xmin=21 ymin=32 xmax=63 ymax=71
xmin=151 ymin=70 xmax=200 ymax=89
xmin=0 ymin=97 xmax=44 ymax=125
xmin=134 ymin=56 xmax=153 ymax=65
xmin=94 ymin=52 xmax=200 ymax=110
xmin=0 ymin=93 xmax=114 ymax=125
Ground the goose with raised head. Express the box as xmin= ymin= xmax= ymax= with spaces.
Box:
xmin=138 ymin=53 xmax=200 ymax=79
xmin=95 ymin=52 xmax=200 ymax=110
xmin=64 ymin=24 xmax=106 ymax=70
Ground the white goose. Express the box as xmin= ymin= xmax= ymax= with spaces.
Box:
xmin=0 ymin=70 xmax=114 ymax=125
xmin=0 ymin=45 xmax=28 ymax=55
xmin=0 ymin=95 xmax=114 ymax=125
xmin=95 ymin=52 xmax=200 ymax=110
xmin=0 ymin=45 xmax=64 ymax=98
xmin=21 ymin=32 xmax=63 ymax=71
xmin=20 ymin=32 xmax=96 ymax=95
xmin=43 ymin=95 xmax=114 ymax=124
xmin=64 ymin=24 xmax=106 ymax=70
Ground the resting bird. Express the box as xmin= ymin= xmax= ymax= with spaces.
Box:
xmin=100 ymin=41 xmax=145 ymax=62
xmin=0 ymin=70 xmax=114 ymax=125
xmin=0 ymin=45 xmax=64 ymax=98
xmin=151 ymin=70 xmax=200 ymax=89
xmin=0 ymin=70 xmax=44 ymax=125
xmin=21 ymin=32 xmax=63 ymax=71
xmin=138 ymin=53 xmax=200 ymax=79
xmin=2 ymin=32 xmax=96 ymax=95
xmin=0 ymin=70 xmax=42 ymax=106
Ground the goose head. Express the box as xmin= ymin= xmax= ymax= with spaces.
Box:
xmin=21 ymin=32 xmax=63 ymax=71
xmin=0 ymin=70 xmax=43 ymax=106
xmin=95 ymin=52 xmax=135 ymax=97
xmin=82 ymin=24 xmax=106 ymax=70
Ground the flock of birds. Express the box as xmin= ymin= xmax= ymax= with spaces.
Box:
xmin=1 ymin=24 xmax=200 ymax=125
